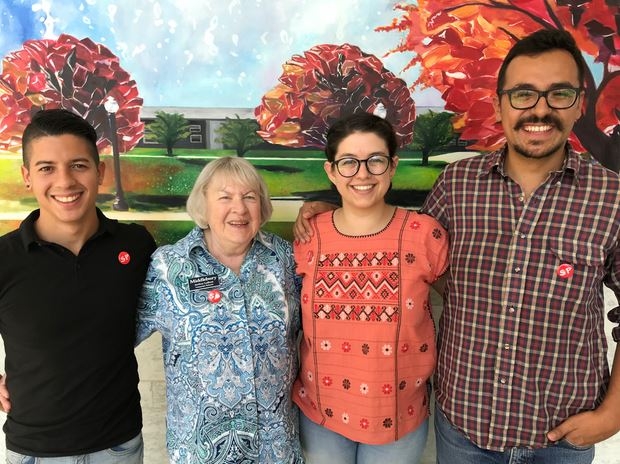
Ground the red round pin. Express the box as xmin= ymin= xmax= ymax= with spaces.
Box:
xmin=118 ymin=251 xmax=131 ymax=265
xmin=557 ymin=263 xmax=574 ymax=279
xmin=208 ymin=290 xmax=222 ymax=303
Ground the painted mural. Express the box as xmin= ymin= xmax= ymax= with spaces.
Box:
xmin=0 ymin=0 xmax=617 ymax=244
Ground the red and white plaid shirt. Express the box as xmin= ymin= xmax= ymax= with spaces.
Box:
xmin=422 ymin=147 xmax=620 ymax=450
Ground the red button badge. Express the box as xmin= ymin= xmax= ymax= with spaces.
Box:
xmin=208 ymin=290 xmax=222 ymax=303
xmin=118 ymin=251 xmax=131 ymax=265
xmin=557 ymin=263 xmax=574 ymax=279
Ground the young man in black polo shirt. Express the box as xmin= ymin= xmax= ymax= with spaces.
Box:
xmin=0 ymin=109 xmax=156 ymax=462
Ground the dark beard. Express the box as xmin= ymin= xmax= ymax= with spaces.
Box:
xmin=513 ymin=139 xmax=566 ymax=159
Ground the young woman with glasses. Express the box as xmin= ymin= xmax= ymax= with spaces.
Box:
xmin=291 ymin=112 xmax=449 ymax=463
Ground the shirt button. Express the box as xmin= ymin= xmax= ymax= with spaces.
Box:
xmin=519 ymin=195 xmax=525 ymax=202
xmin=500 ymin=378 xmax=507 ymax=384
xmin=508 ymin=307 xmax=516 ymax=313
xmin=504 ymin=344 xmax=511 ymax=350
xmin=514 ymin=266 xmax=521 ymax=273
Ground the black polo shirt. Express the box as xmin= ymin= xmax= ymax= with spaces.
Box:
xmin=0 ymin=209 xmax=156 ymax=456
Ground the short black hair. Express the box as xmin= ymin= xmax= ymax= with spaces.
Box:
xmin=22 ymin=109 xmax=99 ymax=166
xmin=496 ymin=29 xmax=587 ymax=94
xmin=325 ymin=112 xmax=397 ymax=162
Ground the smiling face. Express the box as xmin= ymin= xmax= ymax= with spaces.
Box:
xmin=21 ymin=134 xmax=104 ymax=236
xmin=203 ymin=175 xmax=261 ymax=255
xmin=493 ymin=49 xmax=584 ymax=163
xmin=324 ymin=131 xmax=398 ymax=212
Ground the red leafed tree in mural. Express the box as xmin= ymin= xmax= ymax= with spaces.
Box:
xmin=0 ymin=33 xmax=143 ymax=154
xmin=379 ymin=0 xmax=620 ymax=172
xmin=255 ymin=43 xmax=416 ymax=148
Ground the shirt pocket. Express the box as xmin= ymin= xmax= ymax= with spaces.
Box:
xmin=548 ymin=239 xmax=606 ymax=303
xmin=548 ymin=239 xmax=606 ymax=268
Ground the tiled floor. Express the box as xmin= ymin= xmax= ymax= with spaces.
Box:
xmin=0 ymin=288 xmax=618 ymax=463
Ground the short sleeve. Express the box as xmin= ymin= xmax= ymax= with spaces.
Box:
xmin=136 ymin=250 xmax=169 ymax=345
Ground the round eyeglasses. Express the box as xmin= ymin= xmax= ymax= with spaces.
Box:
xmin=498 ymin=87 xmax=581 ymax=110
xmin=332 ymin=155 xmax=391 ymax=177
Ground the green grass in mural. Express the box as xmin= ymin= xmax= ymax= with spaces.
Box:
xmin=129 ymin=147 xmax=236 ymax=157
xmin=0 ymin=150 xmax=446 ymax=228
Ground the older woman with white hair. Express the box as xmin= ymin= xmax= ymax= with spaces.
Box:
xmin=137 ymin=157 xmax=303 ymax=463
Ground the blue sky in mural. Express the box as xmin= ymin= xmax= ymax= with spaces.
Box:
xmin=0 ymin=0 xmax=443 ymax=109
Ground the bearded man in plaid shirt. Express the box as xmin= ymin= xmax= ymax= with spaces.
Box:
xmin=421 ymin=29 xmax=620 ymax=464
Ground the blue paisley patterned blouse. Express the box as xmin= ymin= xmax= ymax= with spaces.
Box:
xmin=137 ymin=227 xmax=303 ymax=463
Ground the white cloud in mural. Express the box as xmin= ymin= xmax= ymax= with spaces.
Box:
xmin=0 ymin=0 xmax=439 ymax=108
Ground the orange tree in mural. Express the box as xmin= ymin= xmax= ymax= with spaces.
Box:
xmin=0 ymin=33 xmax=143 ymax=154
xmin=255 ymin=43 xmax=416 ymax=148
xmin=379 ymin=0 xmax=620 ymax=172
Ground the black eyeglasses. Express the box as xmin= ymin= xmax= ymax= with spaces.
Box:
xmin=498 ymin=87 xmax=582 ymax=110
xmin=332 ymin=155 xmax=391 ymax=177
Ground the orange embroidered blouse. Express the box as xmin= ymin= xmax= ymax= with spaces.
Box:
xmin=293 ymin=208 xmax=449 ymax=444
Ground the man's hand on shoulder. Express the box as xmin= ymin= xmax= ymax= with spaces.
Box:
xmin=293 ymin=201 xmax=337 ymax=243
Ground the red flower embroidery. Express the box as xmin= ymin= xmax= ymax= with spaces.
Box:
xmin=360 ymin=418 xmax=370 ymax=429
xmin=322 ymin=376 xmax=333 ymax=387
xmin=382 ymin=384 xmax=393 ymax=395
xmin=342 ymin=341 xmax=352 ymax=352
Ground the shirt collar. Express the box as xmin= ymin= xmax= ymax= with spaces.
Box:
xmin=19 ymin=208 xmax=116 ymax=250
xmin=185 ymin=226 xmax=274 ymax=256
xmin=480 ymin=143 xmax=581 ymax=185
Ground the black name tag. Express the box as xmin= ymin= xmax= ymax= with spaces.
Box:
xmin=188 ymin=275 xmax=219 ymax=291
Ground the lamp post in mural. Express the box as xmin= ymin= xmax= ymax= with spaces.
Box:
xmin=104 ymin=96 xmax=129 ymax=211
